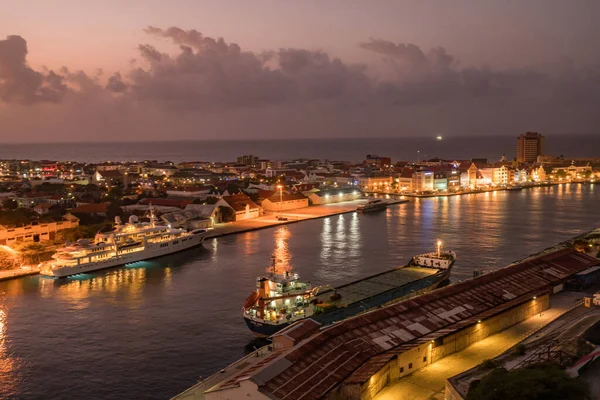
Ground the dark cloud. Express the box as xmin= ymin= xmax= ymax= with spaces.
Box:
xmin=105 ymin=72 xmax=127 ymax=93
xmin=1 ymin=29 xmax=600 ymax=142
xmin=0 ymin=35 xmax=68 ymax=104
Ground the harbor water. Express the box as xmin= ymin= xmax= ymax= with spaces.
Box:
xmin=1 ymin=184 xmax=599 ymax=399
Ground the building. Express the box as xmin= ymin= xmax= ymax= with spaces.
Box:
xmin=33 ymin=202 xmax=53 ymax=215
xmin=177 ymin=249 xmax=597 ymax=400
xmin=396 ymin=169 xmax=413 ymax=192
xmin=0 ymin=217 xmax=79 ymax=244
xmin=412 ymin=171 xmax=434 ymax=192
xmin=516 ymin=132 xmax=545 ymax=163
xmin=70 ymin=202 xmax=110 ymax=217
xmin=93 ymin=169 xmax=126 ymax=187
xmin=261 ymin=193 xmax=309 ymax=212
xmin=237 ymin=155 xmax=259 ymax=166
xmin=358 ymin=176 xmax=393 ymax=191
xmin=216 ymin=193 xmax=260 ymax=221
xmin=308 ymin=188 xmax=361 ymax=205
xmin=14 ymin=192 xmax=52 ymax=208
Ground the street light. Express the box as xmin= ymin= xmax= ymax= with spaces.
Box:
xmin=436 ymin=240 xmax=442 ymax=258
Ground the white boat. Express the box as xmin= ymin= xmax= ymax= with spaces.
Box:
xmin=40 ymin=209 xmax=207 ymax=277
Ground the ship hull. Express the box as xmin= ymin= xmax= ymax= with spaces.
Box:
xmin=243 ymin=262 xmax=453 ymax=337
xmin=243 ymin=317 xmax=291 ymax=338
xmin=42 ymin=233 xmax=206 ymax=278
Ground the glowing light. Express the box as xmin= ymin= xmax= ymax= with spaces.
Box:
xmin=436 ymin=135 xmax=443 ymax=141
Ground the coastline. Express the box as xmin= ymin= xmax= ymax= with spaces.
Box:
xmin=0 ymin=267 xmax=40 ymax=282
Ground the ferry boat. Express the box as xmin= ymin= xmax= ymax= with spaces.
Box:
xmin=40 ymin=209 xmax=207 ymax=278
xmin=242 ymin=241 xmax=456 ymax=337
xmin=357 ymin=199 xmax=388 ymax=212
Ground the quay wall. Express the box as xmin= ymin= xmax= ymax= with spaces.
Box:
xmin=342 ymin=294 xmax=550 ymax=400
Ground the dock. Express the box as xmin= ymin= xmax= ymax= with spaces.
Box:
xmin=173 ymin=247 xmax=599 ymax=400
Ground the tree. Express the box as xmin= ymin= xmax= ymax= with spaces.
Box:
xmin=2 ymin=199 xmax=18 ymax=210
xmin=18 ymin=242 xmax=47 ymax=264
xmin=467 ymin=363 xmax=591 ymax=400
xmin=555 ymin=169 xmax=568 ymax=179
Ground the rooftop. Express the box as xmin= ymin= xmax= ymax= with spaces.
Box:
xmin=212 ymin=249 xmax=597 ymax=400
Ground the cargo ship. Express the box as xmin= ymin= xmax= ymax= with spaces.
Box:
xmin=242 ymin=241 xmax=456 ymax=337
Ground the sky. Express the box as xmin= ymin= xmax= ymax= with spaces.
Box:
xmin=1 ymin=0 xmax=599 ymax=142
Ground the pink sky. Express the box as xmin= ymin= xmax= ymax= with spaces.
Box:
xmin=1 ymin=0 xmax=599 ymax=142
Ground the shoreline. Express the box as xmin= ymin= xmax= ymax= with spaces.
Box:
xmin=0 ymin=267 xmax=40 ymax=282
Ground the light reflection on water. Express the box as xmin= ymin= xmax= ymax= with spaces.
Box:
xmin=0 ymin=184 xmax=599 ymax=400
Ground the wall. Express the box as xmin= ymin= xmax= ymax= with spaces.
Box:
xmin=341 ymin=294 xmax=550 ymax=400
xmin=262 ymin=198 xmax=309 ymax=211
xmin=309 ymin=192 xmax=361 ymax=205
xmin=0 ymin=219 xmax=80 ymax=245
xmin=204 ymin=379 xmax=270 ymax=400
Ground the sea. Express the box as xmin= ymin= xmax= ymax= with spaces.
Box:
xmin=1 ymin=183 xmax=599 ymax=399
xmin=0 ymin=135 xmax=599 ymax=163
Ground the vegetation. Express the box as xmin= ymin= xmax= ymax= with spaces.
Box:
xmin=2 ymin=199 xmax=18 ymax=210
xmin=58 ymin=224 xmax=107 ymax=242
xmin=514 ymin=343 xmax=527 ymax=355
xmin=0 ymin=249 xmax=19 ymax=269
xmin=481 ymin=359 xmax=498 ymax=369
xmin=0 ymin=208 xmax=41 ymax=227
xmin=467 ymin=363 xmax=591 ymax=400
xmin=555 ymin=169 xmax=568 ymax=179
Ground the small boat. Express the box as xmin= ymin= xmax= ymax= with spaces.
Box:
xmin=357 ymin=199 xmax=388 ymax=212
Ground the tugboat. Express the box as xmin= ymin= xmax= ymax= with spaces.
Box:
xmin=357 ymin=199 xmax=388 ymax=212
xmin=242 ymin=241 xmax=456 ymax=337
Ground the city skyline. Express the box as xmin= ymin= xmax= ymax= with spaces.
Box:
xmin=1 ymin=1 xmax=600 ymax=142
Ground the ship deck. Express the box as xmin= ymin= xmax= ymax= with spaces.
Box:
xmin=315 ymin=266 xmax=439 ymax=308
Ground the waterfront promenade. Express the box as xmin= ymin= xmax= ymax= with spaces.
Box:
xmin=206 ymin=199 xmax=367 ymax=238
xmin=373 ymin=291 xmax=592 ymax=400
xmin=0 ymin=266 xmax=39 ymax=281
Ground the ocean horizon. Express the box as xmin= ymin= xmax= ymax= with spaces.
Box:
xmin=1 ymin=134 xmax=599 ymax=163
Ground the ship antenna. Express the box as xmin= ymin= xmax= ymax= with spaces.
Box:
xmin=149 ymin=203 xmax=156 ymax=227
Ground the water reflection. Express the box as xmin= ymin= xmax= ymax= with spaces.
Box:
xmin=0 ymin=184 xmax=599 ymax=400
xmin=271 ymin=226 xmax=291 ymax=274
xmin=0 ymin=307 xmax=21 ymax=398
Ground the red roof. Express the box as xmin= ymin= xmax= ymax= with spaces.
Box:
xmin=138 ymin=198 xmax=192 ymax=208
xmin=253 ymin=249 xmax=598 ymax=399
xmin=222 ymin=193 xmax=259 ymax=212
xmin=71 ymin=202 xmax=109 ymax=214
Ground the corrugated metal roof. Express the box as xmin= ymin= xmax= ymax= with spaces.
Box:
xmin=254 ymin=249 xmax=597 ymax=400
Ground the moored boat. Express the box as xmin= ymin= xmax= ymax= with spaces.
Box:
xmin=242 ymin=241 xmax=456 ymax=337
xmin=40 ymin=209 xmax=207 ymax=278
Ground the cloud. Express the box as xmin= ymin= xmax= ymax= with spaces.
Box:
xmin=1 ymin=29 xmax=600 ymax=142
xmin=105 ymin=72 xmax=127 ymax=93
xmin=0 ymin=35 xmax=68 ymax=104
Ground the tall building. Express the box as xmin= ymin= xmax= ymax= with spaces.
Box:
xmin=237 ymin=154 xmax=259 ymax=166
xmin=516 ymin=132 xmax=544 ymax=163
